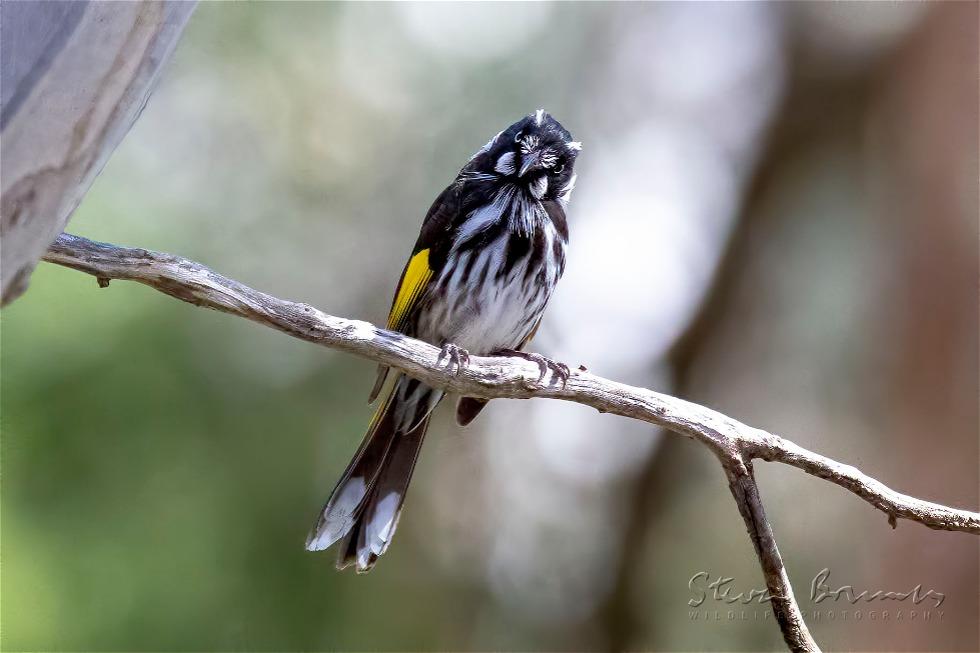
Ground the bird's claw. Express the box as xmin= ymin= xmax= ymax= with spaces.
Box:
xmin=438 ymin=343 xmax=470 ymax=375
xmin=494 ymin=349 xmax=570 ymax=387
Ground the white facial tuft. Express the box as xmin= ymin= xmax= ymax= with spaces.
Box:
xmin=495 ymin=151 xmax=516 ymax=175
xmin=519 ymin=135 xmax=540 ymax=155
xmin=530 ymin=175 xmax=548 ymax=200
xmin=558 ymin=173 xmax=576 ymax=207
xmin=535 ymin=109 xmax=545 ymax=126
xmin=566 ymin=141 xmax=582 ymax=152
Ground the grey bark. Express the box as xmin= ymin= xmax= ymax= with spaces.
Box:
xmin=40 ymin=232 xmax=980 ymax=651
xmin=0 ymin=0 xmax=196 ymax=305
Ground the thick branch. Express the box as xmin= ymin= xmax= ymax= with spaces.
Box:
xmin=41 ymin=233 xmax=980 ymax=535
xmin=38 ymin=232 xmax=980 ymax=651
xmin=0 ymin=2 xmax=196 ymax=305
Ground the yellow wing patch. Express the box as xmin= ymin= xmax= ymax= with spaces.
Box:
xmin=387 ymin=248 xmax=432 ymax=331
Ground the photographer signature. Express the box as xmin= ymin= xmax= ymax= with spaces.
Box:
xmin=688 ymin=568 xmax=945 ymax=608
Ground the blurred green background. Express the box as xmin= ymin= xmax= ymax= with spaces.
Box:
xmin=2 ymin=2 xmax=977 ymax=651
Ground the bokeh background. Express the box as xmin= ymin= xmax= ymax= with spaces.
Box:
xmin=2 ymin=2 xmax=977 ymax=651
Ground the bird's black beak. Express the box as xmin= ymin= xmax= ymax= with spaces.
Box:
xmin=519 ymin=151 xmax=541 ymax=178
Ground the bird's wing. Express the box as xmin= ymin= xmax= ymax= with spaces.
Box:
xmin=369 ymin=184 xmax=465 ymax=403
xmin=385 ymin=183 xmax=464 ymax=331
xmin=386 ymin=248 xmax=433 ymax=332
xmin=369 ymin=249 xmax=434 ymax=403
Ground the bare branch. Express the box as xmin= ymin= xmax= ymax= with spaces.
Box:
xmin=749 ymin=435 xmax=980 ymax=533
xmin=40 ymin=233 xmax=980 ymax=535
xmin=724 ymin=461 xmax=819 ymax=652
xmin=40 ymin=232 xmax=980 ymax=650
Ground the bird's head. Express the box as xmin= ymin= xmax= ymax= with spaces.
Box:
xmin=472 ymin=110 xmax=581 ymax=204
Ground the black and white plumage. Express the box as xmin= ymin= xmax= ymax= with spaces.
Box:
xmin=306 ymin=110 xmax=581 ymax=571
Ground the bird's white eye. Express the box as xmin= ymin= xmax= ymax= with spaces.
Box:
xmin=514 ymin=131 xmax=523 ymax=143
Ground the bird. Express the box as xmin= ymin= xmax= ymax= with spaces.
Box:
xmin=305 ymin=109 xmax=581 ymax=572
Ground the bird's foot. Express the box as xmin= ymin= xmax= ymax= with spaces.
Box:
xmin=493 ymin=349 xmax=570 ymax=387
xmin=438 ymin=343 xmax=470 ymax=375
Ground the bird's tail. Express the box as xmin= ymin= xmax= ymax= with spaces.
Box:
xmin=305 ymin=375 xmax=442 ymax=572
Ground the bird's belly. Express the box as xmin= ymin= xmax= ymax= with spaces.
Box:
xmin=448 ymin=273 xmax=548 ymax=352
xmin=420 ymin=231 xmax=561 ymax=353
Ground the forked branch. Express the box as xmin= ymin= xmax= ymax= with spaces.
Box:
xmin=41 ymin=232 xmax=980 ymax=652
